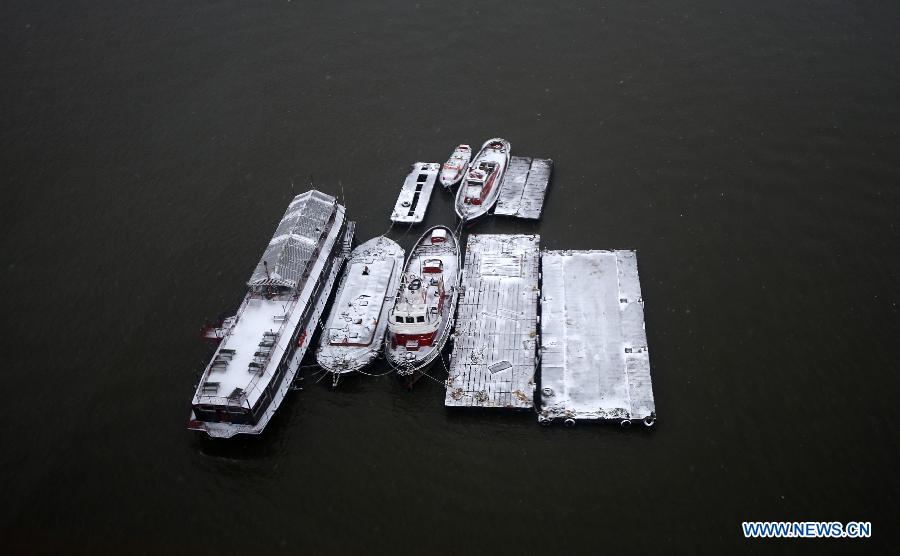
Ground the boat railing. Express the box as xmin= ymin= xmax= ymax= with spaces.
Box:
xmin=194 ymin=393 xmax=252 ymax=410
xmin=237 ymin=226 xmax=346 ymax=402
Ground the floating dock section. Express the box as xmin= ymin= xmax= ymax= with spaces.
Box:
xmin=495 ymin=156 xmax=553 ymax=220
xmin=390 ymin=162 xmax=439 ymax=224
xmin=539 ymin=250 xmax=656 ymax=427
xmin=445 ymin=234 xmax=540 ymax=409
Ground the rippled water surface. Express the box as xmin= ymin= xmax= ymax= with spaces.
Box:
xmin=2 ymin=0 xmax=898 ymax=553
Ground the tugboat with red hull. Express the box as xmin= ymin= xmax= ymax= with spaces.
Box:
xmin=385 ymin=226 xmax=461 ymax=378
xmin=454 ymin=138 xmax=511 ymax=222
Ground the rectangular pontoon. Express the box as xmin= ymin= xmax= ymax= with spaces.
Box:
xmin=538 ymin=250 xmax=656 ymax=427
xmin=494 ymin=156 xmax=553 ymax=220
xmin=445 ymin=234 xmax=540 ymax=409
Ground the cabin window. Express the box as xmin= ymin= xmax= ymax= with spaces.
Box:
xmin=416 ymin=316 xmax=425 ymax=323
xmin=396 ymin=316 xmax=403 ymax=323
xmin=417 ymin=174 xmax=428 ymax=182
xmin=405 ymin=317 xmax=415 ymax=323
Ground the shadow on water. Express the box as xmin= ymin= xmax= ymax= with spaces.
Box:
xmin=190 ymin=387 xmax=308 ymax=463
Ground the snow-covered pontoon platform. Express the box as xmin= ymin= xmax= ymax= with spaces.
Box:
xmin=445 ymin=234 xmax=540 ymax=409
xmin=538 ymin=250 xmax=656 ymax=427
xmin=494 ymin=156 xmax=553 ymax=220
xmin=390 ymin=162 xmax=439 ymax=224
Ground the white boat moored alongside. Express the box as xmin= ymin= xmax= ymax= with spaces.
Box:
xmin=439 ymin=144 xmax=471 ymax=189
xmin=316 ymin=236 xmax=405 ymax=385
xmin=454 ymin=138 xmax=511 ymax=222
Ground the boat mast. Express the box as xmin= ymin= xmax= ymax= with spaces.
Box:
xmin=263 ymin=260 xmax=273 ymax=298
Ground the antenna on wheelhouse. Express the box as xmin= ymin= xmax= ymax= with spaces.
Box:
xmin=263 ymin=260 xmax=274 ymax=298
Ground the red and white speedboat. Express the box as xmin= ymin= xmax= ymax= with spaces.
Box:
xmin=385 ymin=226 xmax=460 ymax=375
xmin=454 ymin=138 xmax=511 ymax=221
xmin=439 ymin=144 xmax=471 ymax=189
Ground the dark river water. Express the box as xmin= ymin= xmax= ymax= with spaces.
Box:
xmin=2 ymin=1 xmax=898 ymax=553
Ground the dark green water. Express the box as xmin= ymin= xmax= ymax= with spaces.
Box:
xmin=2 ymin=1 xmax=898 ymax=553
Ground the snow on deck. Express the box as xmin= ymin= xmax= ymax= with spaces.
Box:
xmin=193 ymin=208 xmax=346 ymax=412
xmin=324 ymin=261 xmax=393 ymax=346
xmin=539 ymin=250 xmax=656 ymax=426
xmin=390 ymin=162 xmax=439 ymax=224
xmin=199 ymin=295 xmax=295 ymax=404
xmin=445 ymin=234 xmax=540 ymax=409
xmin=317 ymin=236 xmax=404 ymax=374
xmin=494 ymin=156 xmax=553 ymax=219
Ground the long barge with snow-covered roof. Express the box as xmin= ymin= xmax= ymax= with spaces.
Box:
xmin=189 ymin=190 xmax=350 ymax=438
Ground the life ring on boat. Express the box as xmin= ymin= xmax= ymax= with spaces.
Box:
xmin=408 ymin=279 xmax=422 ymax=291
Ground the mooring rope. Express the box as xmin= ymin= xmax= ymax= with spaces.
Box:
xmin=417 ymin=367 xmax=449 ymax=388
xmin=439 ymin=351 xmax=451 ymax=379
xmin=355 ymin=367 xmax=396 ymax=378
xmin=399 ymin=222 xmax=414 ymax=241
xmin=381 ymin=219 xmax=395 ymax=240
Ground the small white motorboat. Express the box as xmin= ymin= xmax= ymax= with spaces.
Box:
xmin=439 ymin=144 xmax=471 ymax=189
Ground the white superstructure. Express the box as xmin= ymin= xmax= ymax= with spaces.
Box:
xmin=188 ymin=190 xmax=348 ymax=438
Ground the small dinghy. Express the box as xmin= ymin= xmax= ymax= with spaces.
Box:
xmin=454 ymin=138 xmax=511 ymax=222
xmin=439 ymin=144 xmax=471 ymax=188
xmin=316 ymin=236 xmax=405 ymax=385
xmin=385 ymin=226 xmax=461 ymax=375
